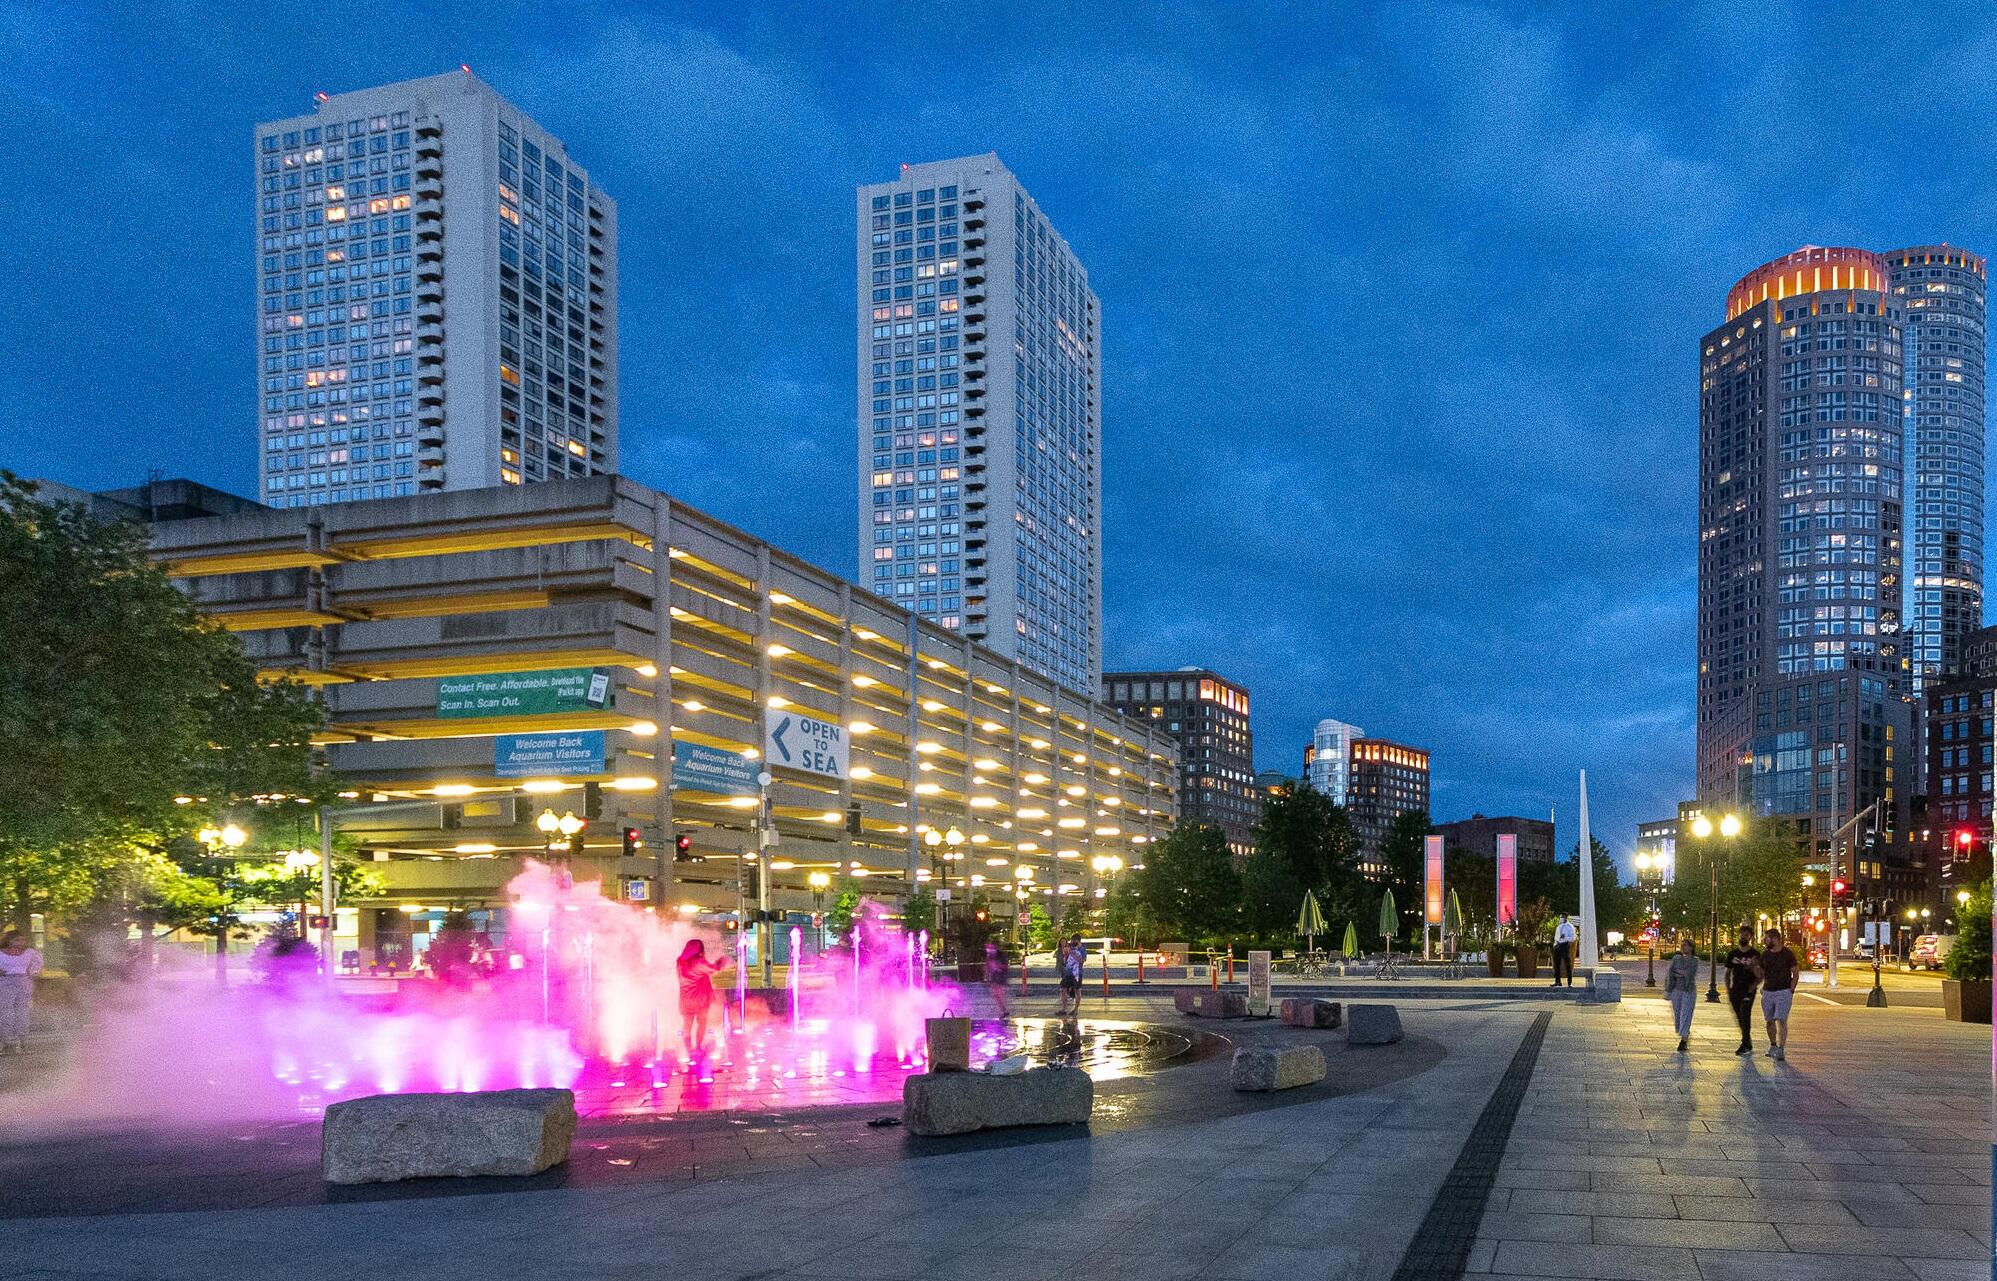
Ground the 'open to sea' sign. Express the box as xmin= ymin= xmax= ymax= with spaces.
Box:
xmin=764 ymin=710 xmax=850 ymax=781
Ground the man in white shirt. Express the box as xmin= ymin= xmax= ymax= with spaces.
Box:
xmin=1551 ymin=915 xmax=1578 ymax=988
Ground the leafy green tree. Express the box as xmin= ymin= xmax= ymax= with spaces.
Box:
xmin=1945 ymin=880 xmax=1991 ymax=982
xmin=1024 ymin=902 xmax=1056 ymax=951
xmin=1377 ymin=811 xmax=1432 ymax=910
xmin=1657 ymin=818 xmax=1807 ymax=940
xmin=1237 ymin=847 xmax=1305 ymax=941
xmin=824 ymin=877 xmax=862 ymax=941
xmin=1101 ymin=876 xmax=1155 ymax=948
xmin=1127 ymin=825 xmax=1239 ymax=945
xmin=0 ymin=475 xmax=326 ymax=930
xmin=900 ymin=884 xmax=936 ymax=938
xmin=1252 ymin=782 xmax=1359 ymax=892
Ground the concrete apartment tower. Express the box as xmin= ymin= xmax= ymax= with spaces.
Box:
xmin=856 ymin=154 xmax=1102 ymax=693
xmin=254 ymin=70 xmax=617 ymax=507
xmin=1695 ymin=246 xmax=1911 ymax=848
xmin=1884 ymin=246 xmax=1986 ymax=692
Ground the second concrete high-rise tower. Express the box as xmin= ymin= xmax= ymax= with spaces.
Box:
xmin=855 ymin=155 xmax=1102 ymax=693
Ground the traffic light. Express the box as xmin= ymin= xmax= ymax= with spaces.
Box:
xmin=584 ymin=782 xmax=603 ymax=819
xmin=846 ymin=803 xmax=862 ymax=836
xmin=621 ymin=826 xmax=642 ymax=858
xmin=568 ymin=818 xmax=588 ymax=858
xmin=674 ymin=833 xmax=694 ymax=861
xmin=1830 ymin=877 xmax=1850 ymax=906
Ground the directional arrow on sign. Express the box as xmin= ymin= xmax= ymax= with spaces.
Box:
xmin=770 ymin=715 xmax=793 ymax=764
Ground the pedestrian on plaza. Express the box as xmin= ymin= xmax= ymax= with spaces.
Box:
xmin=675 ymin=937 xmax=732 ymax=1063
xmin=1753 ymin=929 xmax=1798 ymax=1061
xmin=1550 ymin=914 xmax=1577 ymax=987
xmin=1664 ymin=936 xmax=1701 ymax=1053
xmin=0 ymin=930 xmax=43 ymax=1054
xmin=1058 ymin=933 xmax=1086 ymax=1014
xmin=1722 ymin=926 xmax=1760 ymax=1056
xmin=984 ymin=939 xmax=1011 ymax=1017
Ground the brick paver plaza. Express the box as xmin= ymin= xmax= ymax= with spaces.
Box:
xmin=0 ymin=987 xmax=1987 ymax=1281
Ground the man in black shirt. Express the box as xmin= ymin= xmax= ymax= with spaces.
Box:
xmin=1722 ymin=927 xmax=1759 ymax=1056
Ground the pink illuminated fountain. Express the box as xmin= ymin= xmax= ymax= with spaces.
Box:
xmin=4 ymin=861 xmax=976 ymax=1129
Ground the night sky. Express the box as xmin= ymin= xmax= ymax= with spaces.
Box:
xmin=6 ymin=3 xmax=1994 ymax=864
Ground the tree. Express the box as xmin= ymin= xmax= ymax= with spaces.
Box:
xmin=1945 ymin=880 xmax=1990 ymax=982
xmin=1657 ymin=819 xmax=1807 ymax=940
xmin=1024 ymin=902 xmax=1056 ymax=951
xmin=1252 ymin=783 xmax=1360 ymax=897
xmin=0 ymin=475 xmax=326 ymax=930
xmin=824 ymin=876 xmax=862 ymax=942
xmin=1101 ymin=876 xmax=1155 ymax=948
xmin=900 ymin=885 xmax=936 ymax=939
xmin=1377 ymin=811 xmax=1432 ymax=907
xmin=1127 ymin=825 xmax=1239 ymax=945
xmin=1237 ymin=847 xmax=1305 ymax=941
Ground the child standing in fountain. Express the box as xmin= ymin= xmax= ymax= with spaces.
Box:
xmin=984 ymin=939 xmax=1011 ymax=1017
xmin=676 ymin=938 xmax=732 ymax=1063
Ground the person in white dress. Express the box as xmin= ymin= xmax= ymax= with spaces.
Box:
xmin=0 ymin=930 xmax=44 ymax=1053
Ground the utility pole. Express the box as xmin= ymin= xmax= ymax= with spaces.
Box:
xmin=319 ymin=806 xmax=336 ymax=987
xmin=757 ymin=770 xmax=774 ymax=990
xmin=1823 ymin=798 xmax=1881 ymax=991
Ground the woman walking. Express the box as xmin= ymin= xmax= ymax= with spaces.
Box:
xmin=1664 ymin=936 xmax=1701 ymax=1053
xmin=0 ymin=930 xmax=44 ymax=1053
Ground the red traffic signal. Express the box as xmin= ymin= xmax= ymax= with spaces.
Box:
xmin=621 ymin=826 xmax=643 ymax=857
xmin=674 ymin=833 xmax=693 ymax=860
xmin=1831 ymin=878 xmax=1848 ymax=895
xmin=1958 ymin=829 xmax=1976 ymax=849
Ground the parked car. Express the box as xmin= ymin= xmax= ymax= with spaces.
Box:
xmin=1909 ymin=934 xmax=1955 ymax=971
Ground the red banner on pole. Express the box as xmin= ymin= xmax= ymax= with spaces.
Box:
xmin=1497 ymin=832 xmax=1518 ymax=928
xmin=1424 ymin=835 xmax=1445 ymax=926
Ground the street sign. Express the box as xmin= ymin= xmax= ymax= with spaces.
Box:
xmin=1247 ymin=950 xmax=1271 ymax=1016
xmin=671 ymin=741 xmax=759 ymax=796
xmin=494 ymin=730 xmax=606 ymax=778
xmin=624 ymin=879 xmax=651 ymax=902
xmin=763 ymin=709 xmax=849 ymax=780
xmin=439 ymin=668 xmax=611 ymax=718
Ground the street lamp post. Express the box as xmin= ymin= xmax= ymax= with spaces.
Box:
xmin=1635 ymin=853 xmax=1658 ymax=987
xmin=808 ymin=870 xmax=831 ymax=950
xmin=196 ymin=821 xmax=248 ymax=983
xmin=1692 ymin=813 xmax=1740 ymax=1002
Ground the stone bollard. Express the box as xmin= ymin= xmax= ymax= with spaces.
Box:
xmin=903 ymin=1067 xmax=1093 ymax=1136
xmin=1589 ymin=969 xmax=1622 ymax=1004
xmin=321 ymin=1088 xmax=577 ymax=1185
xmin=1230 ymin=1044 xmax=1326 ymax=1091
xmin=1279 ymin=997 xmax=1342 ymax=1029
xmin=1346 ymin=1004 xmax=1404 ymax=1045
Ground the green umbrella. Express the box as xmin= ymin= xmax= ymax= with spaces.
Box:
xmin=1379 ymin=888 xmax=1399 ymax=955
xmin=1296 ymin=889 xmax=1327 ymax=951
xmin=1445 ymin=887 xmax=1463 ymax=940
xmin=1341 ymin=921 xmax=1359 ymax=959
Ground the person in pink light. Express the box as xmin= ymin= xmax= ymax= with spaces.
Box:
xmin=676 ymin=937 xmax=732 ymax=1061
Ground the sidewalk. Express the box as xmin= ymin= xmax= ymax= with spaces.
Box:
xmin=1473 ymin=995 xmax=1991 ymax=1281
xmin=0 ymin=994 xmax=1985 ymax=1280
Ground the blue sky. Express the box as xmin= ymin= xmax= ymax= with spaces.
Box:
xmin=5 ymin=2 xmax=1994 ymax=863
